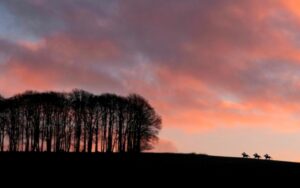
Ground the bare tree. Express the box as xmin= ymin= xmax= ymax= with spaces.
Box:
xmin=0 ymin=90 xmax=162 ymax=153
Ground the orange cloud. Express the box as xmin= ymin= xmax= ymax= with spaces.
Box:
xmin=281 ymin=0 xmax=300 ymax=18
xmin=151 ymin=139 xmax=178 ymax=153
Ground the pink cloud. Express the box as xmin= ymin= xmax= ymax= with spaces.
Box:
xmin=151 ymin=139 xmax=178 ymax=153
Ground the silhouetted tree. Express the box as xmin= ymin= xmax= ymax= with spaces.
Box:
xmin=127 ymin=94 xmax=162 ymax=152
xmin=0 ymin=90 xmax=162 ymax=153
xmin=0 ymin=95 xmax=6 ymax=151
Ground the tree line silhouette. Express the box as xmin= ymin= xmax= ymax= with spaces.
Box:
xmin=0 ymin=90 xmax=161 ymax=153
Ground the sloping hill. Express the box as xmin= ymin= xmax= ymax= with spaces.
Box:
xmin=0 ymin=152 xmax=299 ymax=176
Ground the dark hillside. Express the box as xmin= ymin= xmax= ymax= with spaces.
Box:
xmin=0 ymin=152 xmax=299 ymax=177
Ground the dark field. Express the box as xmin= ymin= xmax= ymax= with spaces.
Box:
xmin=0 ymin=152 xmax=299 ymax=177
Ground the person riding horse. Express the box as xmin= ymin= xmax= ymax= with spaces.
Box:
xmin=264 ymin=154 xmax=271 ymax=160
xmin=253 ymin=153 xmax=261 ymax=159
xmin=242 ymin=152 xmax=249 ymax=158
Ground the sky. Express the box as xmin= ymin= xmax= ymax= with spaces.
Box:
xmin=1 ymin=0 xmax=300 ymax=161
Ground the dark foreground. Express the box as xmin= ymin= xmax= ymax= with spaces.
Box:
xmin=0 ymin=152 xmax=299 ymax=177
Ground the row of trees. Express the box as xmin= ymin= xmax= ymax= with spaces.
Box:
xmin=0 ymin=90 xmax=162 ymax=153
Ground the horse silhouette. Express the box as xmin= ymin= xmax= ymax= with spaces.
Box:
xmin=242 ymin=152 xmax=249 ymax=158
xmin=253 ymin=153 xmax=261 ymax=159
xmin=264 ymin=154 xmax=271 ymax=160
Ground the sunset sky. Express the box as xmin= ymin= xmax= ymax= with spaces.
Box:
xmin=2 ymin=0 xmax=300 ymax=161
